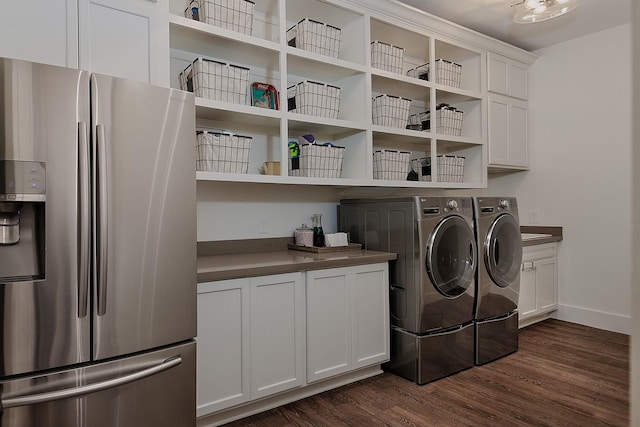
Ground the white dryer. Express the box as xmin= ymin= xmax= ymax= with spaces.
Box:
xmin=473 ymin=197 xmax=523 ymax=365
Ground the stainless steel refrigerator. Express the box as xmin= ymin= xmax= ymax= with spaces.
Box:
xmin=0 ymin=57 xmax=196 ymax=426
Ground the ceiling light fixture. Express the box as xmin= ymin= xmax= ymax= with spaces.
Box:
xmin=512 ymin=0 xmax=579 ymax=24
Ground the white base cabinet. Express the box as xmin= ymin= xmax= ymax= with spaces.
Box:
xmin=196 ymin=262 xmax=390 ymax=421
xmin=196 ymin=272 xmax=305 ymax=416
xmin=519 ymin=243 xmax=558 ymax=328
xmin=306 ymin=263 xmax=390 ymax=383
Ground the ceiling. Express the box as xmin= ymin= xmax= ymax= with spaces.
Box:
xmin=395 ymin=0 xmax=631 ymax=51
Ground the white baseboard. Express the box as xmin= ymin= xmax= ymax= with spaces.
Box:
xmin=552 ymin=304 xmax=631 ymax=335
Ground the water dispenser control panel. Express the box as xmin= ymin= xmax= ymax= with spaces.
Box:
xmin=0 ymin=160 xmax=46 ymax=201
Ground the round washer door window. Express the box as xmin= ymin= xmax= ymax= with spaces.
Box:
xmin=425 ymin=215 xmax=476 ymax=298
xmin=485 ymin=213 xmax=523 ymax=288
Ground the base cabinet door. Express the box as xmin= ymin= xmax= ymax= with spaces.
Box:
xmin=197 ymin=273 xmax=305 ymax=416
xmin=352 ymin=264 xmax=390 ymax=369
xmin=306 ymin=263 xmax=390 ymax=383
xmin=196 ymin=279 xmax=250 ymax=416
xmin=250 ymin=273 xmax=305 ymax=399
xmin=306 ymin=268 xmax=352 ymax=383
xmin=519 ymin=243 xmax=558 ymax=327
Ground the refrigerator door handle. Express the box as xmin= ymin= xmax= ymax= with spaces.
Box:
xmin=1 ymin=356 xmax=182 ymax=409
xmin=96 ymin=123 xmax=108 ymax=316
xmin=78 ymin=121 xmax=90 ymax=318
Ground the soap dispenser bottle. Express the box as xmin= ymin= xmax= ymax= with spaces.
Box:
xmin=311 ymin=214 xmax=324 ymax=247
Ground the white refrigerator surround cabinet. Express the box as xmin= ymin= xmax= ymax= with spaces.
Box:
xmin=0 ymin=57 xmax=196 ymax=426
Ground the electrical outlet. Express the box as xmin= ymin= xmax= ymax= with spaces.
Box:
xmin=529 ymin=209 xmax=541 ymax=224
xmin=259 ymin=219 xmax=268 ymax=234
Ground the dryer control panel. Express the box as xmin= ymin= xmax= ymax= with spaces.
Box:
xmin=419 ymin=197 xmax=473 ymax=218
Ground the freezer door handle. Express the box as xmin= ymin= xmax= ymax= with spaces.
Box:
xmin=96 ymin=124 xmax=108 ymax=316
xmin=1 ymin=356 xmax=182 ymax=409
xmin=78 ymin=121 xmax=90 ymax=318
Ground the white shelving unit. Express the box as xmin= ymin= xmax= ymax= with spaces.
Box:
xmin=169 ymin=0 xmax=489 ymax=188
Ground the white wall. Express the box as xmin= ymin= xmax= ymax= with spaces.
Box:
xmin=488 ymin=24 xmax=633 ymax=334
xmin=631 ymin=1 xmax=639 ymax=424
xmin=197 ymin=182 xmax=344 ymax=241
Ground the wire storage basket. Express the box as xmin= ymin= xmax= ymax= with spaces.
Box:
xmin=289 ymin=143 xmax=345 ymax=178
xmin=435 ymin=155 xmax=465 ymax=183
xmin=287 ymin=80 xmax=341 ymax=119
xmin=196 ymin=131 xmax=252 ymax=173
xmin=185 ymin=0 xmax=255 ymax=35
xmin=372 ymin=94 xmax=411 ymax=129
xmin=287 ymin=18 xmax=341 ymax=58
xmin=373 ymin=150 xmax=411 ymax=180
xmin=407 ymin=59 xmax=462 ymax=88
xmin=370 ymin=41 xmax=404 ymax=74
xmin=407 ymin=104 xmax=463 ymax=136
xmin=180 ymin=57 xmax=250 ymax=104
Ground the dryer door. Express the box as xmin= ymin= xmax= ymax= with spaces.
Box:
xmin=484 ymin=213 xmax=523 ymax=288
xmin=426 ymin=215 xmax=476 ymax=298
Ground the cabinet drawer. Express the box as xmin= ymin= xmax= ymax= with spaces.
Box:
xmin=522 ymin=243 xmax=557 ymax=261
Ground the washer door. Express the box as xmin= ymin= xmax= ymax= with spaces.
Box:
xmin=484 ymin=213 xmax=523 ymax=288
xmin=426 ymin=215 xmax=476 ymax=298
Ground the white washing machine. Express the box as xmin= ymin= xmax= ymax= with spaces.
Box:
xmin=473 ymin=197 xmax=523 ymax=365
xmin=340 ymin=196 xmax=477 ymax=384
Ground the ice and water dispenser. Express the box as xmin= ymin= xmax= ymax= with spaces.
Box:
xmin=0 ymin=160 xmax=45 ymax=282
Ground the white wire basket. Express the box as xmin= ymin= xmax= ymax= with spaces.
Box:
xmin=287 ymin=18 xmax=341 ymax=58
xmin=373 ymin=150 xmax=411 ymax=181
xmin=289 ymin=143 xmax=345 ymax=178
xmin=435 ymin=155 xmax=465 ymax=183
xmin=287 ymin=80 xmax=341 ymax=119
xmin=185 ymin=0 xmax=255 ymax=35
xmin=407 ymin=59 xmax=462 ymax=88
xmin=407 ymin=104 xmax=463 ymax=136
xmin=196 ymin=131 xmax=252 ymax=173
xmin=372 ymin=94 xmax=412 ymax=129
xmin=180 ymin=57 xmax=249 ymax=104
xmin=370 ymin=41 xmax=404 ymax=74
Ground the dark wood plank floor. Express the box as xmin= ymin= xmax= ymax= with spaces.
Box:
xmin=226 ymin=319 xmax=629 ymax=427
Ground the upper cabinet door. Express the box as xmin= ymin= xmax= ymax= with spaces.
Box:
xmin=0 ymin=0 xmax=78 ymax=68
xmin=487 ymin=52 xmax=528 ymax=100
xmin=78 ymin=0 xmax=168 ymax=86
xmin=488 ymin=53 xmax=509 ymax=96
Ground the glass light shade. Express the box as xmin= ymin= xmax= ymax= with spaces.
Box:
xmin=513 ymin=0 xmax=579 ymax=24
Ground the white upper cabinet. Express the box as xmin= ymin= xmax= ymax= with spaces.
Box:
xmin=488 ymin=52 xmax=528 ymax=100
xmin=0 ymin=0 xmax=78 ymax=68
xmin=78 ymin=0 xmax=169 ymax=85
xmin=488 ymin=94 xmax=528 ymax=168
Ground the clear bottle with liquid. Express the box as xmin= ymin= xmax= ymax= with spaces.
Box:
xmin=311 ymin=214 xmax=324 ymax=247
